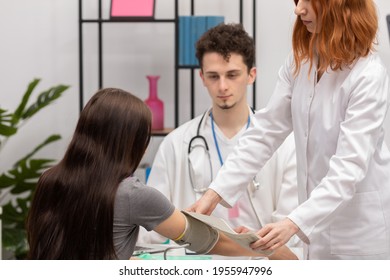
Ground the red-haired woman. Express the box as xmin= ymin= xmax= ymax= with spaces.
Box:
xmin=191 ymin=0 xmax=390 ymax=259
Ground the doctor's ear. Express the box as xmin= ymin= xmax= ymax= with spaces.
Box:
xmin=248 ymin=67 xmax=257 ymax=85
xmin=199 ymin=69 xmax=206 ymax=83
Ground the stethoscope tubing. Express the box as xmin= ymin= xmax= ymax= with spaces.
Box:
xmin=188 ymin=108 xmax=259 ymax=194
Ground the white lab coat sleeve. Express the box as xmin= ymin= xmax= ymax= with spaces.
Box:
xmin=272 ymin=134 xmax=303 ymax=258
xmin=249 ymin=133 xmax=303 ymax=258
xmin=209 ymin=55 xmax=295 ymax=207
xmin=272 ymin=134 xmax=298 ymax=222
xmin=288 ymin=56 xmax=390 ymax=244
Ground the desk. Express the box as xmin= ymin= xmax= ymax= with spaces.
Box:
xmin=133 ymin=244 xmax=267 ymax=260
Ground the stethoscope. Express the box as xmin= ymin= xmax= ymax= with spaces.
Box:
xmin=188 ymin=108 xmax=261 ymax=194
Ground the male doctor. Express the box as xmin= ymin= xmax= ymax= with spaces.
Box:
xmin=138 ymin=23 xmax=302 ymax=259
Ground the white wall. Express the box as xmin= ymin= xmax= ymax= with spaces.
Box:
xmin=0 ymin=0 xmax=390 ymax=173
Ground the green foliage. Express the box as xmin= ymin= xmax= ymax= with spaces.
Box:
xmin=0 ymin=79 xmax=70 ymax=259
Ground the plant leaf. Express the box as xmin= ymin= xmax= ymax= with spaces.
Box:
xmin=0 ymin=79 xmax=69 ymax=260
xmin=11 ymin=78 xmax=41 ymax=126
xmin=0 ymin=123 xmax=17 ymax=136
xmin=1 ymin=223 xmax=29 ymax=259
xmin=15 ymin=134 xmax=61 ymax=165
xmin=21 ymin=84 xmax=70 ymax=120
xmin=0 ymin=173 xmax=15 ymax=189
xmin=0 ymin=200 xmax=27 ymax=225
xmin=0 ymin=109 xmax=17 ymax=137
xmin=0 ymin=160 xmax=53 ymax=258
xmin=0 ymin=133 xmax=60 ymax=190
xmin=3 ymin=159 xmax=54 ymax=194
xmin=2 ymin=227 xmax=27 ymax=248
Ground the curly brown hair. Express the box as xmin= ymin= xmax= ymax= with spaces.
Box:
xmin=195 ymin=23 xmax=255 ymax=72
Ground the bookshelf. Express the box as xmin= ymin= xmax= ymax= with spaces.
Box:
xmin=78 ymin=0 xmax=256 ymax=133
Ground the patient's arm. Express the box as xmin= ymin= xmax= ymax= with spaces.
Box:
xmin=153 ymin=209 xmax=297 ymax=259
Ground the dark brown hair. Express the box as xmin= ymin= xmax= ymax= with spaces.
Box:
xmin=26 ymin=88 xmax=151 ymax=259
xmin=196 ymin=23 xmax=255 ymax=72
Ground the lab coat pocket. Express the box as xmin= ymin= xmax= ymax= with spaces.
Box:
xmin=330 ymin=191 xmax=386 ymax=256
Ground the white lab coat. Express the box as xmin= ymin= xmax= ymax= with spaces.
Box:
xmin=138 ymin=107 xmax=303 ymax=258
xmin=210 ymin=52 xmax=390 ymax=259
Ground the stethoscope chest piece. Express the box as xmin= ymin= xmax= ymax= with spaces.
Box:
xmin=252 ymin=178 xmax=261 ymax=190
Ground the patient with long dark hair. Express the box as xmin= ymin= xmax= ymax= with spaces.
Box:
xmin=26 ymin=88 xmax=294 ymax=259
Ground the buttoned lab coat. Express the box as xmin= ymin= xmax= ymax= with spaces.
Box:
xmin=210 ymin=53 xmax=390 ymax=259
xmin=138 ymin=108 xmax=303 ymax=258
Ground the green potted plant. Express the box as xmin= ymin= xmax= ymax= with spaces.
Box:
xmin=0 ymin=78 xmax=69 ymax=259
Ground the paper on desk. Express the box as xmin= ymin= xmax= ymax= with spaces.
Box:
xmin=182 ymin=210 xmax=273 ymax=256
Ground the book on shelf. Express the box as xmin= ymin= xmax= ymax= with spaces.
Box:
xmin=189 ymin=16 xmax=197 ymax=66
xmin=193 ymin=16 xmax=207 ymax=66
xmin=206 ymin=15 xmax=224 ymax=30
xmin=178 ymin=16 xmax=225 ymax=67
xmin=110 ymin=0 xmax=155 ymax=19
xmin=178 ymin=16 xmax=190 ymax=66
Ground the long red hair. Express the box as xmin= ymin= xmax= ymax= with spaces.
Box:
xmin=292 ymin=0 xmax=378 ymax=75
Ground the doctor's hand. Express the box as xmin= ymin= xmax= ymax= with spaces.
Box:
xmin=250 ymin=218 xmax=299 ymax=252
xmin=187 ymin=189 xmax=222 ymax=215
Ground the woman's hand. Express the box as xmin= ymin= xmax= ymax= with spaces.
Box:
xmin=187 ymin=189 xmax=222 ymax=215
xmin=235 ymin=225 xmax=298 ymax=260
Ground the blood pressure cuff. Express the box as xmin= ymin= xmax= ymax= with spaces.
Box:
xmin=173 ymin=211 xmax=219 ymax=254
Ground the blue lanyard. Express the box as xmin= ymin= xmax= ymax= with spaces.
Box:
xmin=210 ymin=112 xmax=250 ymax=167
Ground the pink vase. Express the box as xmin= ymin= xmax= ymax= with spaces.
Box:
xmin=145 ymin=75 xmax=164 ymax=130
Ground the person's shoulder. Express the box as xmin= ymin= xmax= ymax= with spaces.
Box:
xmin=116 ymin=177 xmax=173 ymax=215
xmin=118 ymin=176 xmax=164 ymax=199
xmin=278 ymin=51 xmax=296 ymax=80
xmin=117 ymin=176 xmax=143 ymax=194
xmin=353 ymin=52 xmax=388 ymax=78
